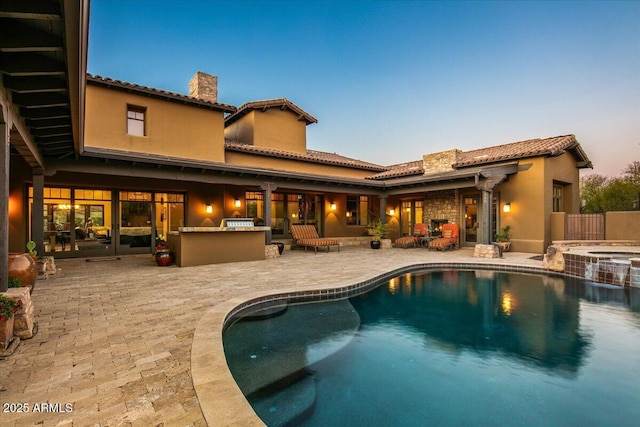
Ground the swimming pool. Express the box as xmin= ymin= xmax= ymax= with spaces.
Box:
xmin=223 ymin=270 xmax=640 ymax=426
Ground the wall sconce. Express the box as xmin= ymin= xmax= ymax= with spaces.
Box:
xmin=234 ymin=198 xmax=241 ymax=208
xmin=503 ymin=202 xmax=511 ymax=213
xmin=346 ymin=211 xmax=351 ymax=218
xmin=330 ymin=202 xmax=337 ymax=211
xmin=205 ymin=203 xmax=213 ymax=214
xmin=389 ymin=209 xmax=395 ymax=216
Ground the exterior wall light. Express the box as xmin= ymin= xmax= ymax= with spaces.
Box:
xmin=389 ymin=209 xmax=395 ymax=216
xmin=503 ymin=202 xmax=511 ymax=213
xmin=205 ymin=203 xmax=213 ymax=214
xmin=234 ymin=198 xmax=241 ymax=208
xmin=330 ymin=202 xmax=337 ymax=211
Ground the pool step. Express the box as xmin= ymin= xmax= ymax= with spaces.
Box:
xmin=250 ymin=374 xmax=316 ymax=427
xmin=224 ymin=299 xmax=360 ymax=395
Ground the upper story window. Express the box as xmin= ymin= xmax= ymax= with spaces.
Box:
xmin=127 ymin=106 xmax=146 ymax=136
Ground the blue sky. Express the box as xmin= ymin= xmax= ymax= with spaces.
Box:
xmin=88 ymin=0 xmax=639 ymax=177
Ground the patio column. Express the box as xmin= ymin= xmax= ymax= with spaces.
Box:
xmin=476 ymin=172 xmax=507 ymax=245
xmin=261 ymin=182 xmax=277 ymax=244
xmin=1 ymin=119 xmax=9 ymax=292
xmin=379 ymin=195 xmax=387 ymax=221
xmin=480 ymin=190 xmax=492 ymax=245
xmin=32 ymin=170 xmax=45 ymax=257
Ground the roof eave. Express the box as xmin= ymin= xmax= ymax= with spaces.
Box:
xmin=86 ymin=75 xmax=236 ymax=113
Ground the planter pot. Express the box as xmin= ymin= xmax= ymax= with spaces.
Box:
xmin=155 ymin=250 xmax=172 ymax=266
xmin=494 ymin=242 xmax=511 ymax=252
xmin=370 ymin=240 xmax=381 ymax=249
xmin=8 ymin=253 xmax=37 ymax=293
xmin=0 ymin=316 xmax=15 ymax=350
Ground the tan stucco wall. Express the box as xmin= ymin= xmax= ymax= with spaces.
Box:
xmin=225 ymin=152 xmax=377 ymax=179
xmin=546 ymin=153 xmax=580 ymax=214
xmin=224 ymin=113 xmax=254 ymax=146
xmin=495 ymin=153 xmax=581 ymax=253
xmin=606 ymin=211 xmax=640 ymax=240
xmin=323 ymin=193 xmax=380 ymax=238
xmin=496 ymin=157 xmax=546 ymax=253
xmin=85 ymin=85 xmax=226 ymax=162
xmin=225 ymin=109 xmax=307 ymax=153
xmin=550 ymin=212 xmax=566 ymax=242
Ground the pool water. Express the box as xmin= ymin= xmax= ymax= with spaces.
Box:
xmin=223 ymin=270 xmax=640 ymax=426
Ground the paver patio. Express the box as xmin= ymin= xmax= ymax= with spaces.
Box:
xmin=1 ymin=246 xmax=543 ymax=426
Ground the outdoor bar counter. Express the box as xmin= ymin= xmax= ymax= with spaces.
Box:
xmin=167 ymin=225 xmax=270 ymax=267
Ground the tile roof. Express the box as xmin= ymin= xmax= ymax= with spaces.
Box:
xmin=367 ymin=134 xmax=591 ymax=180
xmin=224 ymin=98 xmax=318 ymax=126
xmin=225 ymin=140 xmax=387 ymax=171
xmin=86 ymin=74 xmax=237 ymax=113
xmin=453 ymin=134 xmax=589 ymax=167
xmin=366 ymin=160 xmax=423 ymax=180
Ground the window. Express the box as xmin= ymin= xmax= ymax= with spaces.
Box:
xmin=246 ymin=192 xmax=264 ymax=224
xmin=553 ymin=184 xmax=564 ymax=212
xmin=127 ymin=106 xmax=146 ymax=136
xmin=346 ymin=195 xmax=369 ymax=226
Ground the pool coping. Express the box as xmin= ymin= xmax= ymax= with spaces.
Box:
xmin=191 ymin=259 xmax=563 ymax=426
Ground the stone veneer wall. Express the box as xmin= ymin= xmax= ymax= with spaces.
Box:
xmin=422 ymin=190 xmax=460 ymax=226
xmin=189 ymin=71 xmax=218 ymax=103
xmin=422 ymin=149 xmax=461 ymax=174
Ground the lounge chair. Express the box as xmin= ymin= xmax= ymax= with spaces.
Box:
xmin=428 ymin=223 xmax=459 ymax=251
xmin=290 ymin=224 xmax=340 ymax=253
xmin=394 ymin=223 xmax=428 ymax=248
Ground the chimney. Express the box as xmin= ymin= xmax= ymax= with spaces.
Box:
xmin=422 ymin=149 xmax=461 ymax=175
xmin=189 ymin=71 xmax=218 ymax=103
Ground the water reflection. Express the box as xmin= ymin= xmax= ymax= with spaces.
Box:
xmin=224 ymin=270 xmax=640 ymax=426
xmin=351 ymin=270 xmax=591 ymax=375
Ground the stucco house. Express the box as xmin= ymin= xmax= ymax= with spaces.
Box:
xmin=2 ymin=1 xmax=593 ymax=288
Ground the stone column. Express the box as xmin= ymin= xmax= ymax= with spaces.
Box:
xmin=4 ymin=287 xmax=34 ymax=339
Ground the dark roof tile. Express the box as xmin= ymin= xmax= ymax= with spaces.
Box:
xmin=225 ymin=140 xmax=386 ymax=171
xmin=224 ymin=98 xmax=317 ymax=126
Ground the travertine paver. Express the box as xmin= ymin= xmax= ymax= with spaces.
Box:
xmin=0 ymin=246 xmax=543 ymax=426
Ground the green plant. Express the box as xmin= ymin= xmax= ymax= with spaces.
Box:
xmin=8 ymin=277 xmax=21 ymax=288
xmin=495 ymin=225 xmax=511 ymax=242
xmin=0 ymin=296 xmax=22 ymax=322
xmin=370 ymin=219 xmax=389 ymax=241
xmin=155 ymin=234 xmax=168 ymax=248
xmin=26 ymin=240 xmax=37 ymax=258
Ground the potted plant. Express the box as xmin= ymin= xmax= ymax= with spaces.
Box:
xmin=0 ymin=295 xmax=22 ymax=350
xmin=154 ymin=234 xmax=171 ymax=266
xmin=26 ymin=240 xmax=37 ymax=259
xmin=369 ymin=219 xmax=389 ymax=249
xmin=494 ymin=225 xmax=512 ymax=252
xmin=8 ymin=245 xmax=37 ymax=294
xmin=155 ymin=235 xmax=167 ymax=251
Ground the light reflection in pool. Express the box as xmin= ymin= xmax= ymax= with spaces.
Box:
xmin=223 ymin=270 xmax=640 ymax=426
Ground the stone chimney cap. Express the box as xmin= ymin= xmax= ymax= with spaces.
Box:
xmin=189 ymin=71 xmax=218 ymax=103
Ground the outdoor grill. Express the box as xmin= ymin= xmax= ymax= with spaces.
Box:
xmin=220 ymin=218 xmax=256 ymax=228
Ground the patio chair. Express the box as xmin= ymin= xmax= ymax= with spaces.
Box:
xmin=290 ymin=224 xmax=340 ymax=253
xmin=428 ymin=223 xmax=459 ymax=251
xmin=394 ymin=223 xmax=428 ymax=248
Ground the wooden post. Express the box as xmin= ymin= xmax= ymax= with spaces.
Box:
xmin=1 ymin=120 xmax=9 ymax=292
